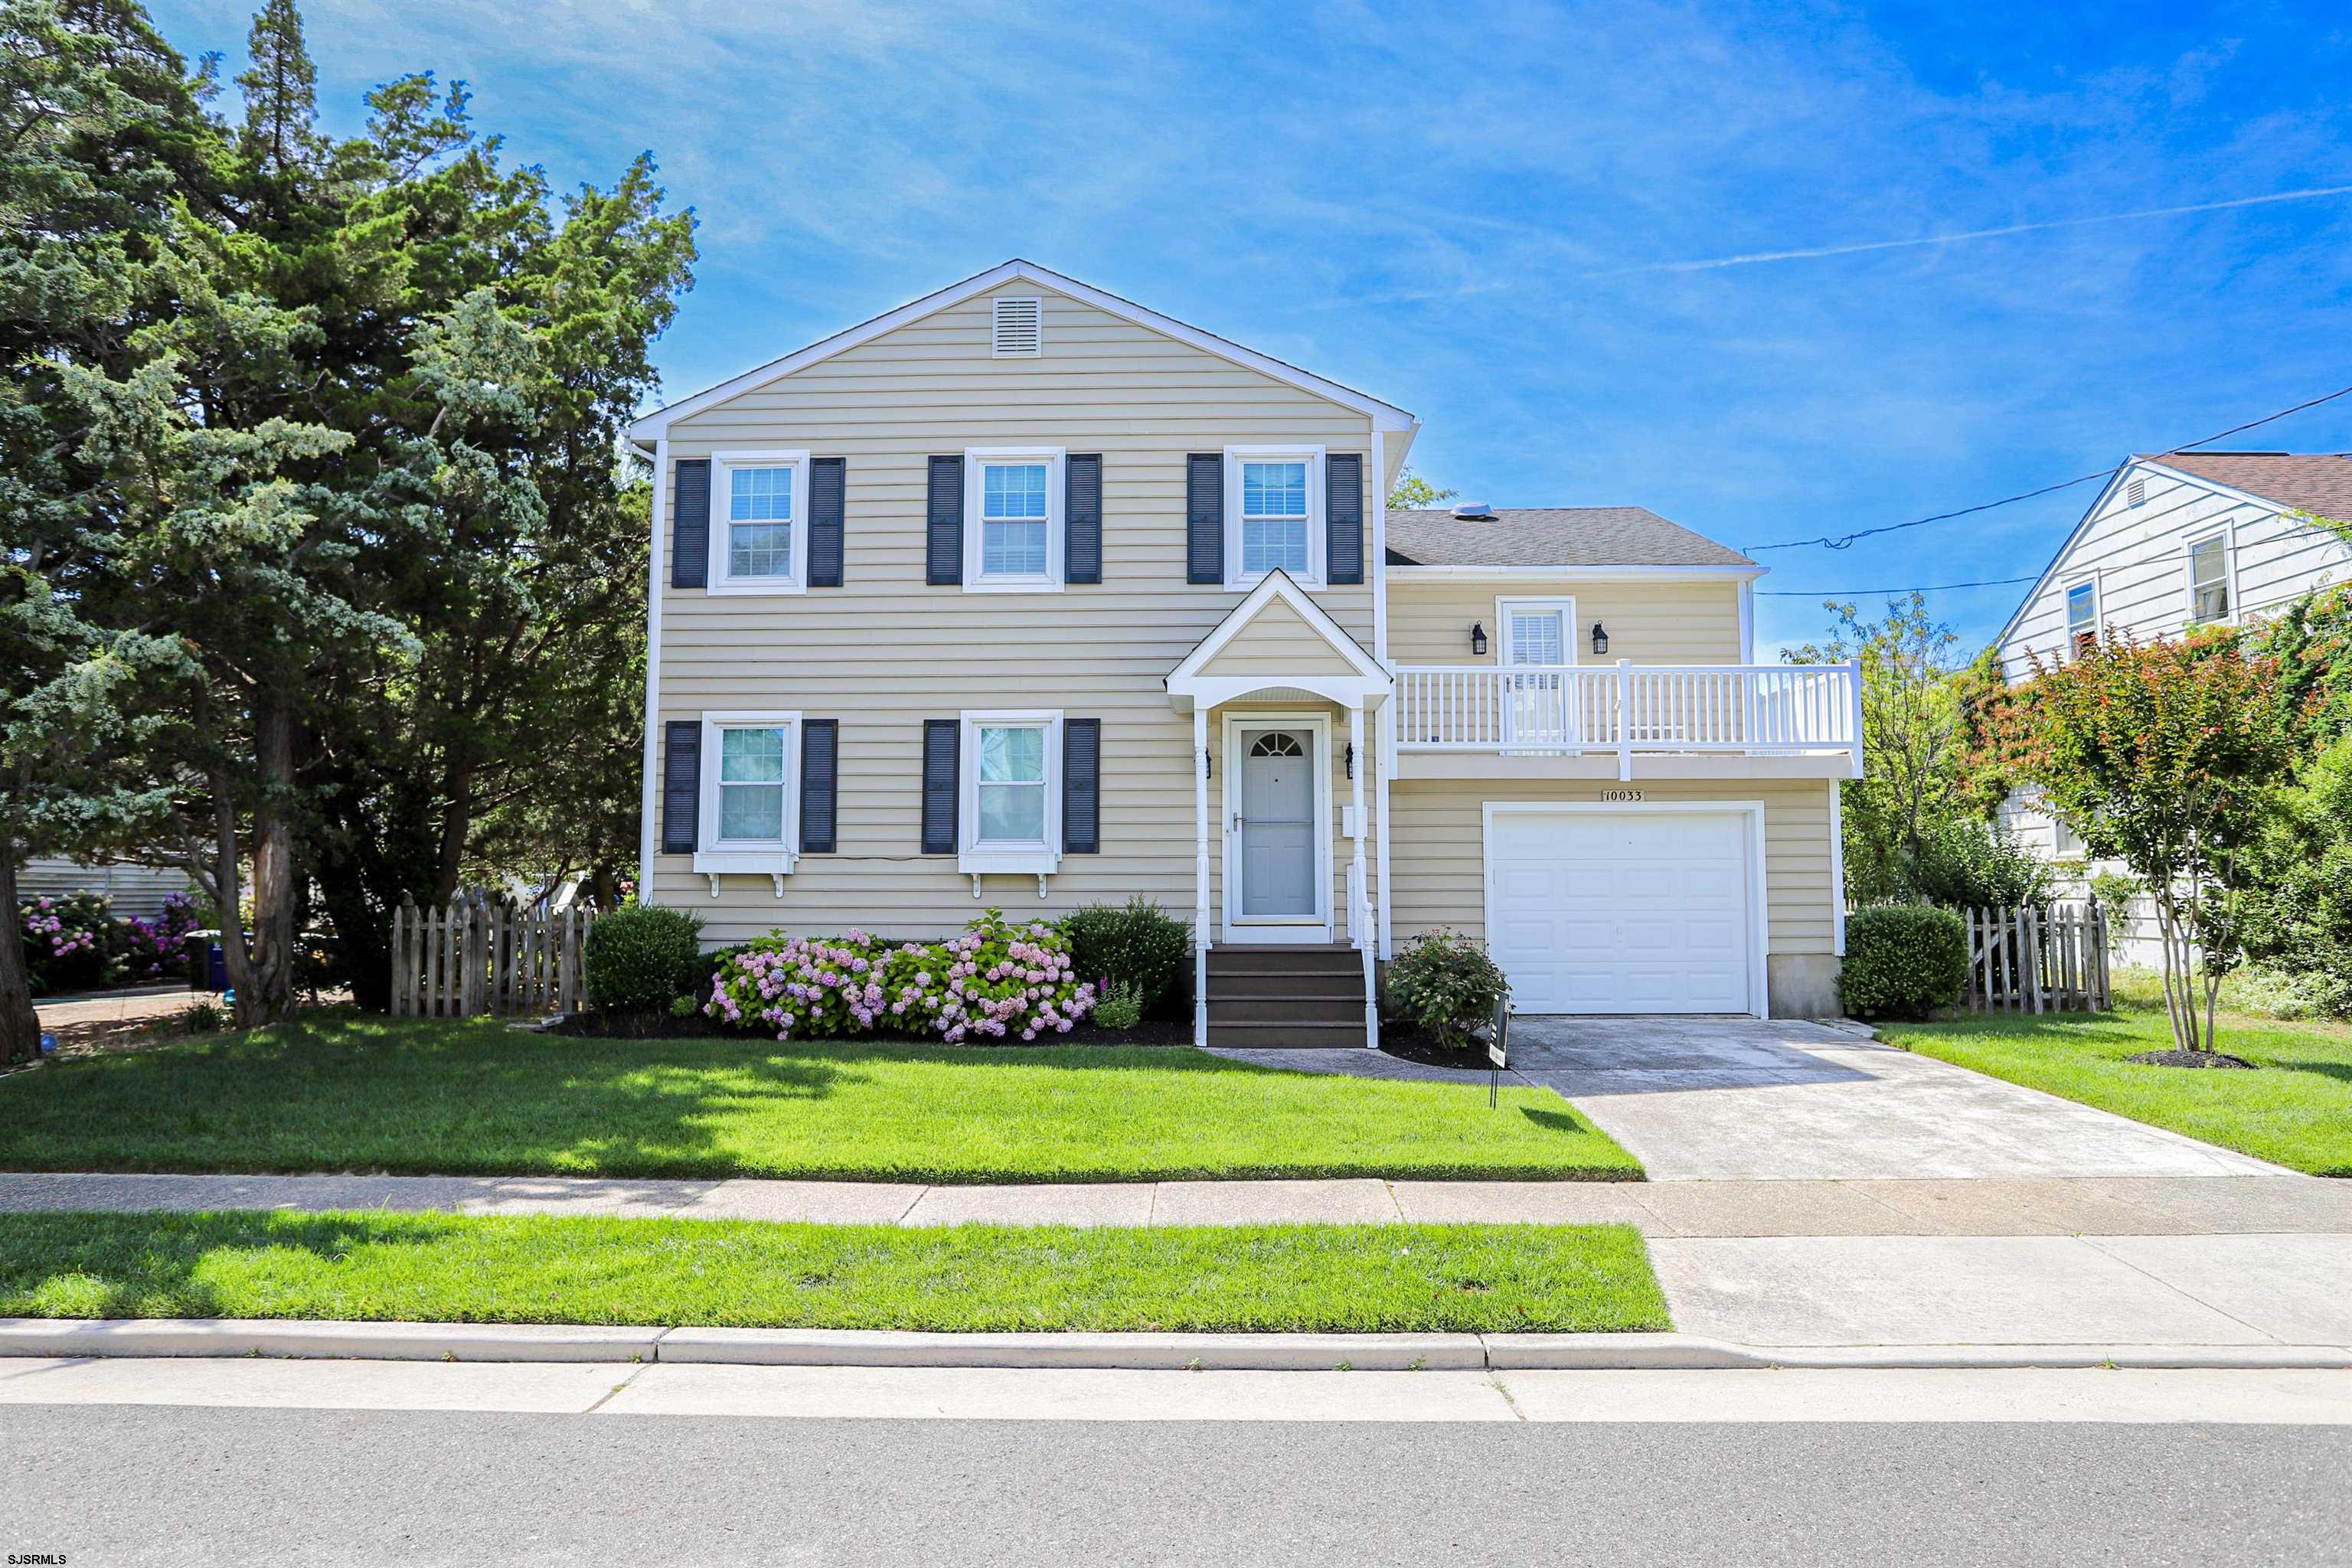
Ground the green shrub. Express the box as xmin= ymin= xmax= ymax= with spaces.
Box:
xmin=1384 ymin=929 xmax=1508 ymax=1050
xmin=1838 ymin=904 xmax=1968 ymax=1020
xmin=2223 ymin=965 xmax=2347 ymax=1022
xmin=1092 ymin=978 xmax=1145 ymax=1031
xmin=1902 ymin=818 xmax=2053 ymax=909
xmin=1060 ymin=896 xmax=1191 ymax=1012
xmin=583 ymin=904 xmax=707 ymax=1014
xmin=178 ymin=999 xmax=229 ymax=1034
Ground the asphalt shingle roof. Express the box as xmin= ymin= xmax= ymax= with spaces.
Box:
xmin=1383 ymin=507 xmax=1754 ymax=569
xmin=2142 ymin=452 xmax=2352 ymax=520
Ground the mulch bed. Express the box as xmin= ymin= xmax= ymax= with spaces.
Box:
xmin=1376 ymin=1021 xmax=1487 ymax=1070
xmin=543 ymin=1011 xmax=1197 ymax=1048
xmin=2125 ymin=1048 xmax=2259 ymax=1070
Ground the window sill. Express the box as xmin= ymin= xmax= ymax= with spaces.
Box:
xmin=694 ymin=848 xmax=800 ymax=874
xmin=958 ymin=848 xmax=1061 ymax=876
xmin=962 ymin=579 xmax=1064 ymax=594
xmin=1226 ymin=572 xmax=1326 ymax=592
xmin=704 ymin=578 xmax=807 ymax=596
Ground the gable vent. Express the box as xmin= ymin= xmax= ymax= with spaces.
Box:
xmin=2126 ymin=477 xmax=2146 ymax=508
xmin=1452 ymin=501 xmax=1494 ymax=520
xmin=992 ymin=296 xmax=1042 ymax=358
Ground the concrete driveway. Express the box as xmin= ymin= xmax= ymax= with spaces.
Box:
xmin=1508 ymin=1018 xmax=2282 ymax=1181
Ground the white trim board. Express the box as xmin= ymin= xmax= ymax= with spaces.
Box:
xmin=626 ymin=260 xmax=1419 ymax=439
xmin=1221 ymin=712 xmax=1335 ymax=945
xmin=1479 ymin=799 xmax=1771 ymax=1021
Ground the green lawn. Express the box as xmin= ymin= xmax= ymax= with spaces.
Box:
xmin=1883 ymin=1008 xmax=2352 ymax=1177
xmin=0 ymin=1016 xmax=1638 ymax=1183
xmin=0 ymin=1210 xmax=1669 ymax=1333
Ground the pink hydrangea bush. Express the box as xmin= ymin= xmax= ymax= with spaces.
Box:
xmin=20 ymin=892 xmax=122 ymax=994
xmin=705 ymin=909 xmax=1096 ymax=1043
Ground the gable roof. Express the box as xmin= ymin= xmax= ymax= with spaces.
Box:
xmin=1383 ymin=508 xmax=1755 ymax=569
xmin=1165 ymin=570 xmax=1388 ymax=697
xmin=626 ymin=260 xmax=1419 ymax=441
xmin=2139 ymin=451 xmax=2352 ymax=519
xmin=1991 ymin=450 xmax=2352 ymax=653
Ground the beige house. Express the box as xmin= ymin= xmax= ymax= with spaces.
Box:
xmin=624 ymin=262 xmax=1862 ymax=1044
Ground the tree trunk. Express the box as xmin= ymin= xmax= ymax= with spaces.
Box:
xmin=433 ymin=760 xmax=473 ymax=906
xmin=239 ymin=699 xmax=302 ymax=1027
xmin=0 ymin=846 xmax=43 ymax=1067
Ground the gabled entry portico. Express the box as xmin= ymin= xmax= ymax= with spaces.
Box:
xmin=1166 ymin=571 xmax=1391 ymax=1046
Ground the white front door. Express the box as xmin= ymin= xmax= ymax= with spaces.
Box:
xmin=1486 ymin=808 xmax=1758 ymax=1014
xmin=1234 ymin=727 xmax=1321 ymax=930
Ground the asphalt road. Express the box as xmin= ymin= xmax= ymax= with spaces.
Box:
xmin=8 ymin=1405 xmax=2349 ymax=1567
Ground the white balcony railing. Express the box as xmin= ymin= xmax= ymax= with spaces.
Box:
xmin=1394 ymin=660 xmax=1862 ymax=776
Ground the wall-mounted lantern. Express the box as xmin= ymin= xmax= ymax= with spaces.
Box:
xmin=1469 ymin=622 xmax=1488 ymax=657
xmin=1591 ymin=622 xmax=1609 ymax=656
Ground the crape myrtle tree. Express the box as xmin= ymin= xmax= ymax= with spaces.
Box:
xmin=1978 ymin=631 xmax=2299 ymax=1056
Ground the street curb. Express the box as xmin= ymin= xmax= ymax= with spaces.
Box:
xmin=0 ymin=1318 xmax=2345 ymax=1372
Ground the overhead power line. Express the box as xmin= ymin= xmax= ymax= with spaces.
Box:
xmin=1743 ymin=383 xmax=2352 ymax=552
xmin=1756 ymin=574 xmax=2038 ymax=598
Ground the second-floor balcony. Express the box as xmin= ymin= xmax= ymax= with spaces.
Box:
xmin=1393 ymin=661 xmax=1863 ymax=779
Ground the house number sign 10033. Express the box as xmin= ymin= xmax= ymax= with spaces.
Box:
xmin=1599 ymin=788 xmax=1644 ymax=803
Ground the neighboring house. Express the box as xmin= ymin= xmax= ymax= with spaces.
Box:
xmin=623 ymin=261 xmax=1862 ymax=1044
xmin=18 ymin=856 xmax=192 ymax=920
xmin=1993 ymin=450 xmax=2352 ymax=960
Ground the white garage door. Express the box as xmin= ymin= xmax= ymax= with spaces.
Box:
xmin=1487 ymin=808 xmax=1756 ymax=1014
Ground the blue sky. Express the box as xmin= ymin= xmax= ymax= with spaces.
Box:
xmin=158 ymin=0 xmax=2352 ymax=653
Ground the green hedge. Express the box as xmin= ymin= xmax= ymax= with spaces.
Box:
xmin=583 ymin=904 xmax=707 ymax=1013
xmin=1838 ymin=904 xmax=1968 ymax=1021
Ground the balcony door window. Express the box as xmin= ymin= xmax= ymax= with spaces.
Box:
xmin=1497 ymin=596 xmax=1576 ymax=748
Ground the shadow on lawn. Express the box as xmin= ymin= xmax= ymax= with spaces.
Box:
xmin=0 ymin=1210 xmax=477 ymax=1322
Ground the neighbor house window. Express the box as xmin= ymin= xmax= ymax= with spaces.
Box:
xmin=1224 ymin=446 xmax=1325 ymax=586
xmin=709 ymin=452 xmax=810 ymax=593
xmin=2066 ymin=580 xmax=2098 ymax=658
xmin=959 ymin=710 xmax=1062 ymax=874
xmin=963 ymin=449 xmax=1063 ymax=589
xmin=694 ymin=711 xmax=802 ymax=874
xmin=2188 ymin=534 xmax=2230 ymax=622
xmin=2053 ymin=815 xmax=2085 ymax=855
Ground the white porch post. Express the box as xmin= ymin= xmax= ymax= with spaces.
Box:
xmin=1193 ymin=706 xmax=1211 ymax=1047
xmin=1349 ymin=704 xmax=1377 ymax=1047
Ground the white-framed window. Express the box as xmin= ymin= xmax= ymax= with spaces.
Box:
xmin=1224 ymin=445 xmax=1325 ymax=586
xmin=694 ymin=711 xmax=801 ymax=874
xmin=2053 ymin=814 xmax=2085 ymax=856
xmin=1496 ymin=596 xmax=1576 ymax=666
xmin=959 ymin=710 xmax=1062 ymax=874
xmin=2187 ymin=531 xmax=2232 ymax=623
xmin=963 ymin=448 xmax=1063 ymax=591
xmin=708 ymin=450 xmax=811 ymax=595
xmin=2064 ymin=578 xmax=2099 ymax=658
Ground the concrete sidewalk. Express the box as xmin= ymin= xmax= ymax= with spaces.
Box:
xmin=5 ymin=1168 xmax=2349 ymax=1236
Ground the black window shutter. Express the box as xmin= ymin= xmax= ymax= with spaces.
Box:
xmin=799 ymin=720 xmax=838 ymax=853
xmin=920 ymin=720 xmax=959 ymax=853
xmin=926 ymin=456 xmax=964 ymax=586
xmin=671 ymin=459 xmax=710 ymax=589
xmin=808 ymin=457 xmax=845 ymax=587
xmin=1326 ymin=452 xmax=1364 ymax=586
xmin=1065 ymin=454 xmax=1102 ymax=583
xmin=1186 ymin=453 xmax=1224 ymax=584
xmin=1063 ymin=718 xmax=1100 ymax=854
xmin=661 ymin=721 xmax=700 ymax=853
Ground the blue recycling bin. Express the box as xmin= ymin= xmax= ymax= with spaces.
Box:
xmin=183 ymin=931 xmax=228 ymax=993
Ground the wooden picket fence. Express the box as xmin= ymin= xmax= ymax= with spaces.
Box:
xmin=390 ymin=897 xmax=595 ymax=1018
xmin=1956 ymin=901 xmax=2111 ymax=1014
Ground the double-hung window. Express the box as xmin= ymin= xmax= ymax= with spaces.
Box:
xmin=710 ymin=451 xmax=811 ymax=594
xmin=2187 ymin=533 xmax=2230 ymax=622
xmin=2065 ymin=579 xmax=2098 ymax=658
xmin=964 ymin=449 xmax=1063 ymax=590
xmin=959 ymin=710 xmax=1061 ymax=874
xmin=695 ymin=712 xmax=800 ymax=874
xmin=1224 ymin=446 xmax=1325 ymax=586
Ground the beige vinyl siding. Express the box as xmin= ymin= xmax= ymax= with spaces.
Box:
xmin=1387 ymin=579 xmax=1745 ymax=665
xmin=1196 ymin=598 xmax=1367 ymax=678
xmin=1387 ymin=778 xmax=1837 ymax=956
xmin=654 ymin=283 xmax=1377 ymax=945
